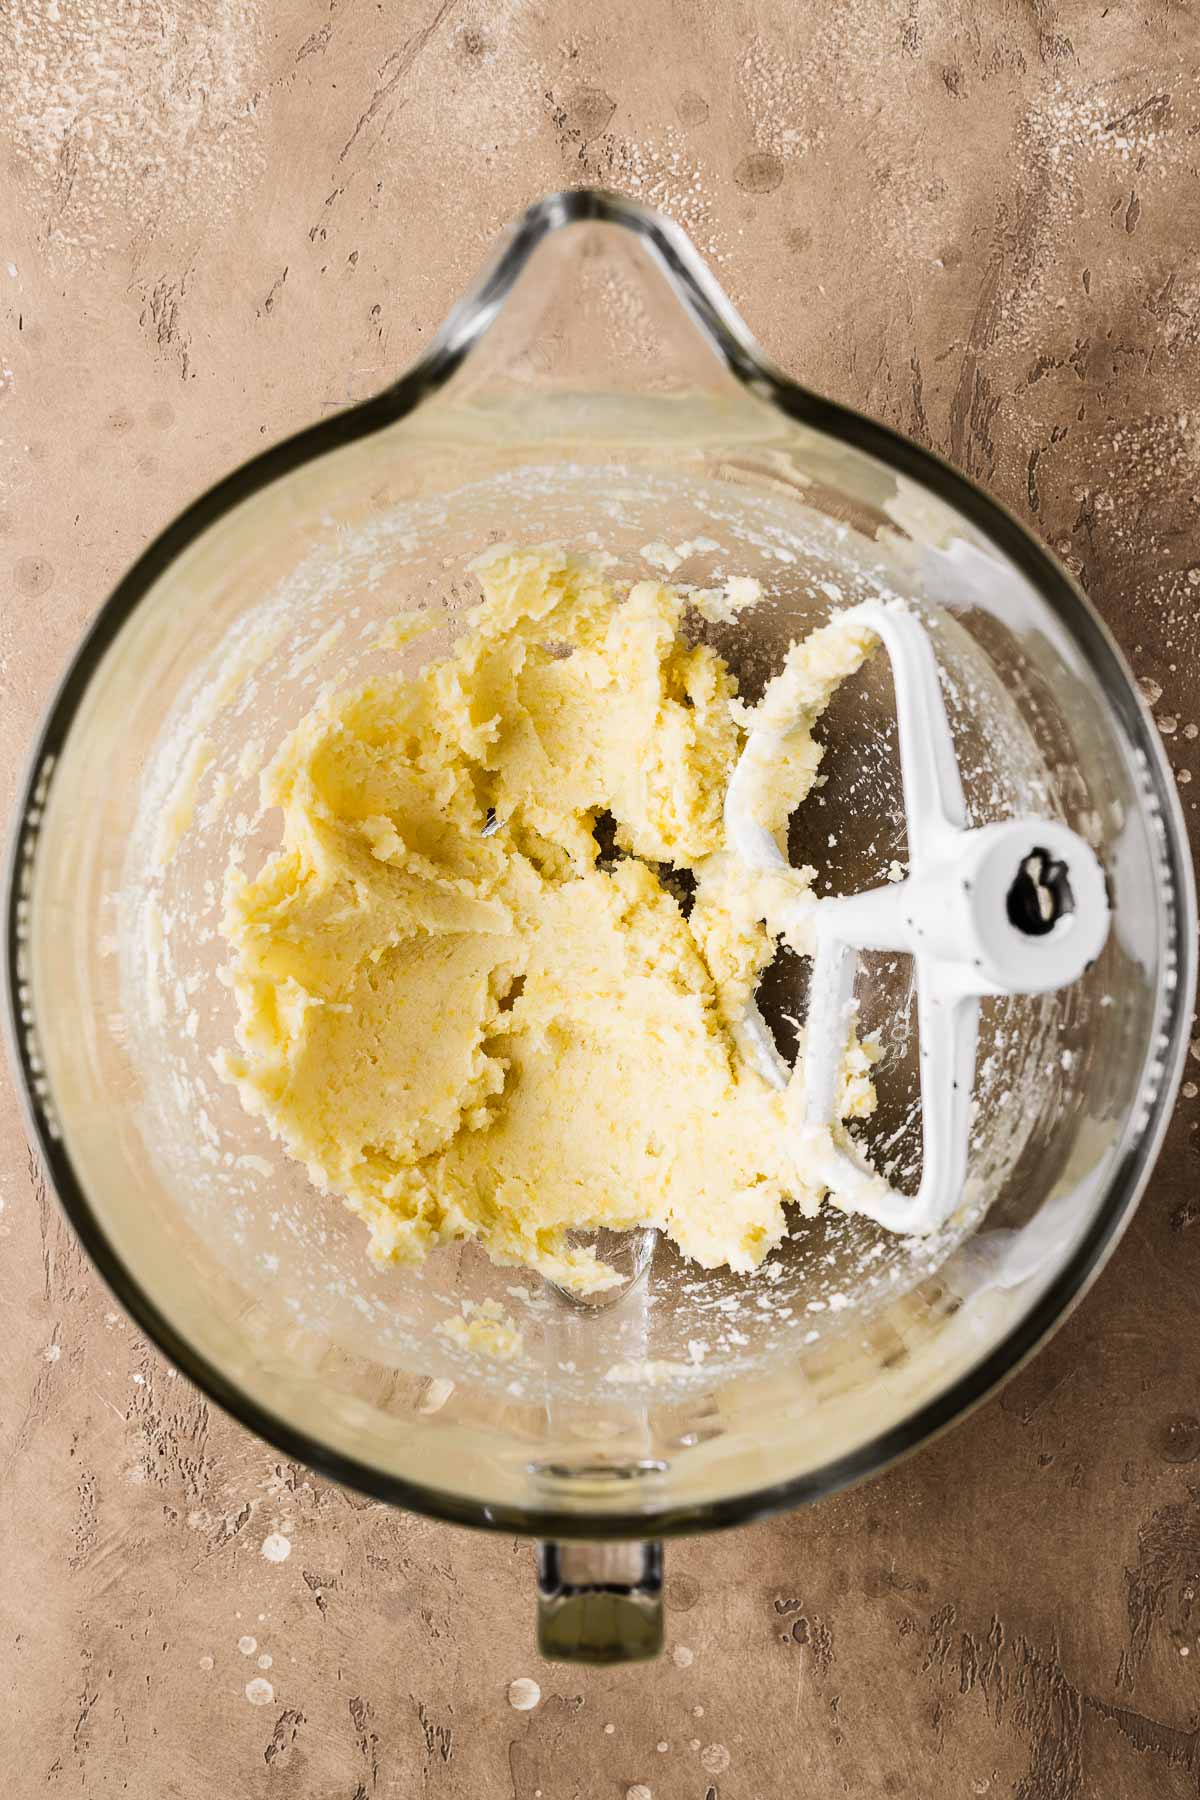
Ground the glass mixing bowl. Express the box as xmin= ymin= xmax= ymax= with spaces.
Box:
xmin=6 ymin=191 xmax=1194 ymax=1662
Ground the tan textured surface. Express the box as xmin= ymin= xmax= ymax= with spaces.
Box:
xmin=2 ymin=3 xmax=1199 ymax=1793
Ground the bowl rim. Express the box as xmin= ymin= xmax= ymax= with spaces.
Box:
xmin=5 ymin=188 xmax=1196 ymax=1540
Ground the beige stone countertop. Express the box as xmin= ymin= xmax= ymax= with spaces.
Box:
xmin=2 ymin=2 xmax=1199 ymax=1794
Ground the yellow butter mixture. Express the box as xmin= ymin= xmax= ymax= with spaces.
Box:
xmin=217 ymin=548 xmax=878 ymax=1291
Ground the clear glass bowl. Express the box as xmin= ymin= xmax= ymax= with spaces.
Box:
xmin=6 ymin=192 xmax=1194 ymax=1660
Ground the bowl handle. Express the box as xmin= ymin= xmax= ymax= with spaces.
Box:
xmin=536 ymin=1540 xmax=663 ymax=1663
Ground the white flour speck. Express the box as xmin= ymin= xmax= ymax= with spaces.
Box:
xmin=238 ymin=1636 xmax=257 ymax=1656
xmin=701 ymin=1745 xmax=731 ymax=1775
xmin=257 ymin=1653 xmax=273 ymax=1670
xmin=261 ymin=1533 xmax=291 ymax=1563
xmin=417 ymin=1377 xmax=455 ymax=1415
xmin=245 ymin=1678 xmax=274 ymax=1706
xmin=508 ymin=1678 xmax=541 ymax=1711
xmin=672 ymin=1645 xmax=695 ymax=1668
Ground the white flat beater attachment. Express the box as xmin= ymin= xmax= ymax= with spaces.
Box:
xmin=726 ymin=601 xmax=1110 ymax=1234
